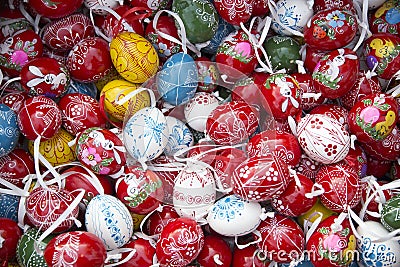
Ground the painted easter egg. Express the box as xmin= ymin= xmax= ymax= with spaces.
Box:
xmin=76 ymin=127 xmax=126 ymax=175
xmin=110 ymin=32 xmax=159 ymax=84
xmin=157 ymin=52 xmax=198 ymax=106
xmin=123 ymin=107 xmax=169 ymax=166
xmin=29 ymin=0 xmax=83 ymax=18
xmin=348 ymin=93 xmax=399 ymax=143
xmin=213 ymin=0 xmax=253 ymax=26
xmin=41 ymin=13 xmax=95 ymax=52
xmin=27 ymin=128 xmax=76 ymax=166
xmin=164 ymin=116 xmax=193 ymax=156
xmin=85 ymin=194 xmax=134 ymax=250
xmin=207 ymin=194 xmax=263 ymax=237
xmin=184 ymin=92 xmax=219 ymax=132
xmin=25 ymin=186 xmax=79 ymax=233
xmin=17 ymin=96 xmax=62 ymax=140
xmin=0 ymin=104 xmax=19 ymax=157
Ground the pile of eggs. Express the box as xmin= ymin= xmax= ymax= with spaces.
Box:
xmin=0 ymin=0 xmax=400 ymax=266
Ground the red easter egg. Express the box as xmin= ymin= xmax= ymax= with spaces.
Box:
xmin=310 ymin=103 xmax=349 ymax=127
xmin=295 ymin=153 xmax=323 ymax=181
xmin=101 ymin=5 xmax=146 ymax=39
xmin=20 ymin=57 xmax=70 ymax=99
xmin=367 ymin=157 xmax=392 ymax=178
xmin=360 ymin=180 xmax=392 ymax=221
xmin=0 ymin=29 xmax=43 ymax=77
xmin=0 ymin=148 xmax=34 ymax=188
xmin=17 ymin=95 xmax=62 ymax=140
xmin=206 ymin=101 xmax=259 ymax=145
xmin=215 ymin=30 xmax=258 ymax=78
xmin=66 ymin=37 xmax=112 ymax=82
xmin=247 ymin=130 xmax=302 ymax=166
xmin=149 ymin=155 xmax=180 ymax=203
xmin=304 ymin=9 xmax=358 ymax=51
xmin=43 ymin=231 xmax=107 ymax=267
xmin=232 ymin=244 xmax=268 ymax=267
xmin=25 ymin=186 xmax=79 ymax=233
xmin=128 ymin=0 xmax=171 ymax=15
xmin=361 ymin=125 xmax=400 ymax=161
xmin=197 ymin=235 xmax=232 ymax=267
xmin=348 ymin=93 xmax=399 ymax=143
xmin=29 ymin=0 xmax=83 ymax=18
xmin=0 ymin=218 xmax=22 ymax=263
xmin=312 ymin=48 xmax=359 ymax=99
xmin=306 ymin=215 xmax=357 ymax=267
xmin=256 ymin=214 xmax=305 ymax=263
xmin=313 ymin=0 xmax=356 ymax=14
xmin=213 ymin=0 xmax=253 ymax=26
xmin=58 ymin=93 xmax=107 ymax=136
xmin=120 ymin=237 xmax=156 ymax=267
xmin=292 ymin=72 xmax=326 ymax=111
xmin=364 ymin=33 xmax=400 ymax=80
xmin=316 ymin=163 xmax=362 ymax=212
xmin=252 ymin=0 xmax=269 ymax=17
xmin=145 ymin=205 xmax=180 ymax=236
xmin=369 ymin=0 xmax=400 ymax=36
xmin=0 ymin=8 xmax=31 ymax=41
xmin=342 ymin=144 xmax=368 ymax=178
xmin=340 ymin=71 xmax=382 ymax=110
xmin=303 ymin=45 xmax=326 ymax=73
xmin=0 ymin=92 xmax=29 ymax=113
xmin=62 ymin=165 xmax=113 ymax=206
xmin=75 ymin=127 xmax=126 ymax=175
xmin=271 ymin=172 xmax=317 ymax=217
xmin=259 ymin=73 xmax=302 ymax=120
xmin=212 ymin=147 xmax=247 ymax=190
xmin=232 ymin=155 xmax=290 ymax=201
xmin=156 ymin=217 xmax=204 ymax=267
xmin=41 ymin=13 xmax=95 ymax=52
xmin=145 ymin=15 xmax=182 ymax=61
xmin=115 ymin=165 xmax=163 ymax=215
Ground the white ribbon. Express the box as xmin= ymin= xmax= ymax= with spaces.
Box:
xmin=116 ymin=87 xmax=156 ymax=108
xmin=235 ymin=229 xmax=263 ymax=250
xmin=18 ymin=2 xmax=40 ymax=34
xmin=352 ymin=0 xmax=372 ymax=52
xmin=34 ymin=189 xmax=85 ymax=255
xmin=105 ymin=248 xmax=136 ymax=267
xmin=152 ymin=10 xmax=201 ymax=57
xmin=305 ymin=183 xmax=324 ymax=198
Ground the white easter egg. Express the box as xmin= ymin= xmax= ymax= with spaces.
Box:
xmin=357 ymin=221 xmax=400 ymax=267
xmin=123 ymin=107 xmax=169 ymax=166
xmin=85 ymin=194 xmax=133 ymax=250
xmin=207 ymin=194 xmax=262 ymax=236
xmin=173 ymin=162 xmax=216 ymax=220
xmin=184 ymin=92 xmax=219 ymax=132
xmin=164 ymin=116 xmax=194 ymax=156
xmin=271 ymin=0 xmax=314 ymax=36
xmin=297 ymin=114 xmax=350 ymax=164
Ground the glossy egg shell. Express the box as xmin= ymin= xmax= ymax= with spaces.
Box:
xmin=41 ymin=13 xmax=95 ymax=52
xmin=85 ymin=194 xmax=134 ymax=250
xmin=66 ymin=37 xmax=112 ymax=83
xmin=17 ymin=95 xmax=62 ymax=140
xmin=29 ymin=0 xmax=83 ymax=18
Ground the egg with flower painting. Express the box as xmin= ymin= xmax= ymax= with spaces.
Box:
xmin=76 ymin=127 xmax=126 ymax=175
xmin=306 ymin=215 xmax=356 ymax=267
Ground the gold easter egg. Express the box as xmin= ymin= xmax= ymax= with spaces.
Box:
xmin=110 ymin=32 xmax=159 ymax=84
xmin=130 ymin=212 xmax=147 ymax=231
xmin=101 ymin=79 xmax=151 ymax=121
xmin=28 ymin=128 xmax=76 ymax=166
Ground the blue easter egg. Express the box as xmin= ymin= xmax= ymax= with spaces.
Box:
xmin=0 ymin=193 xmax=19 ymax=221
xmin=65 ymin=79 xmax=98 ymax=99
xmin=0 ymin=104 xmax=19 ymax=157
xmin=202 ymin=18 xmax=235 ymax=55
xmin=157 ymin=53 xmax=198 ymax=106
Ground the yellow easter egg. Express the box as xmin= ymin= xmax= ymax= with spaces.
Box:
xmin=110 ymin=32 xmax=159 ymax=83
xmin=130 ymin=212 xmax=147 ymax=231
xmin=297 ymin=199 xmax=337 ymax=229
xmin=101 ymin=79 xmax=151 ymax=121
xmin=28 ymin=128 xmax=76 ymax=166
